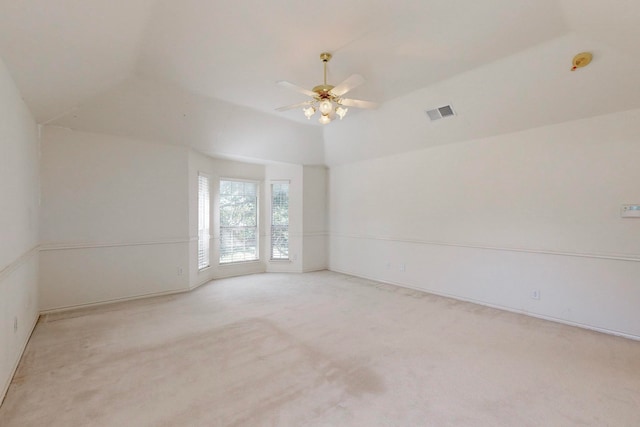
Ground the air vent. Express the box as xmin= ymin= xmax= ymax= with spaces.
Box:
xmin=426 ymin=104 xmax=455 ymax=121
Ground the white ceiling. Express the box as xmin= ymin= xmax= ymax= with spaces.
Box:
xmin=1 ymin=0 xmax=639 ymax=165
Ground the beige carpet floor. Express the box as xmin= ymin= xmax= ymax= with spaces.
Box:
xmin=1 ymin=271 xmax=639 ymax=426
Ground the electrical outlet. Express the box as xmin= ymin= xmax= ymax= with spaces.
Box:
xmin=399 ymin=263 xmax=406 ymax=272
xmin=531 ymin=290 xmax=540 ymax=300
xmin=13 ymin=316 xmax=18 ymax=333
xmin=177 ymin=267 xmax=183 ymax=276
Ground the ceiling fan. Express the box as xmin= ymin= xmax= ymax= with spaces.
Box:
xmin=276 ymin=52 xmax=377 ymax=124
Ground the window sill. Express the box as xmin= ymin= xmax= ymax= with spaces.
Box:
xmin=218 ymin=260 xmax=261 ymax=267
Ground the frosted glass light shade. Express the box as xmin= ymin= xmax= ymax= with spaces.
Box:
xmin=303 ymin=106 xmax=315 ymax=119
xmin=318 ymin=114 xmax=331 ymax=125
xmin=336 ymin=106 xmax=348 ymax=120
xmin=319 ymin=100 xmax=333 ymax=115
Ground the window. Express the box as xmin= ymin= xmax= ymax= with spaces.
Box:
xmin=219 ymin=180 xmax=258 ymax=263
xmin=197 ymin=174 xmax=210 ymax=270
xmin=271 ymin=181 xmax=289 ymax=260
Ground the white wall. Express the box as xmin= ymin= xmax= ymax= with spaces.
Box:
xmin=0 ymin=57 xmax=40 ymax=402
xmin=302 ymin=166 xmax=328 ymax=272
xmin=51 ymin=78 xmax=326 ymax=166
xmin=39 ymin=127 xmax=190 ymax=311
xmin=329 ymin=109 xmax=640 ymax=339
xmin=38 ymin=130 xmax=323 ymax=309
xmin=323 ymin=33 xmax=640 ymax=167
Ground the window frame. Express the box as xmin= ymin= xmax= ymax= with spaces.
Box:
xmin=218 ymin=178 xmax=260 ymax=265
xmin=197 ymin=172 xmax=211 ymax=271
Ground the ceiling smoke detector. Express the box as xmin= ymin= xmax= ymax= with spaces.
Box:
xmin=426 ymin=105 xmax=455 ymax=121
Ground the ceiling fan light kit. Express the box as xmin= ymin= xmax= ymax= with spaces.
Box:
xmin=303 ymin=106 xmax=316 ymax=119
xmin=276 ymin=52 xmax=377 ymax=124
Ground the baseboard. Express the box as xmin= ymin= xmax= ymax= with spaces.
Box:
xmin=212 ymin=268 xmax=267 ymax=280
xmin=1 ymin=313 xmax=40 ymax=407
xmin=39 ymin=287 xmax=190 ymax=316
xmin=189 ymin=277 xmax=213 ymax=291
xmin=329 ymin=267 xmax=640 ymax=342
xmin=302 ymin=267 xmax=328 ymax=273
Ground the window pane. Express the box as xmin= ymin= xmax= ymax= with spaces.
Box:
xmin=220 ymin=180 xmax=258 ymax=263
xmin=271 ymin=182 xmax=289 ymax=260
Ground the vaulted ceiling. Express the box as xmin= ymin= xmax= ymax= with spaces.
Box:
xmin=1 ymin=0 xmax=639 ymax=165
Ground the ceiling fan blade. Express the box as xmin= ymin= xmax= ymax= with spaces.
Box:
xmin=330 ymin=74 xmax=365 ymax=96
xmin=275 ymin=101 xmax=313 ymax=112
xmin=340 ymin=98 xmax=378 ymax=110
xmin=276 ymin=80 xmax=317 ymax=98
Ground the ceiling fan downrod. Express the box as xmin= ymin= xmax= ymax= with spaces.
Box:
xmin=313 ymin=52 xmax=335 ymax=98
xmin=320 ymin=52 xmax=331 ymax=86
